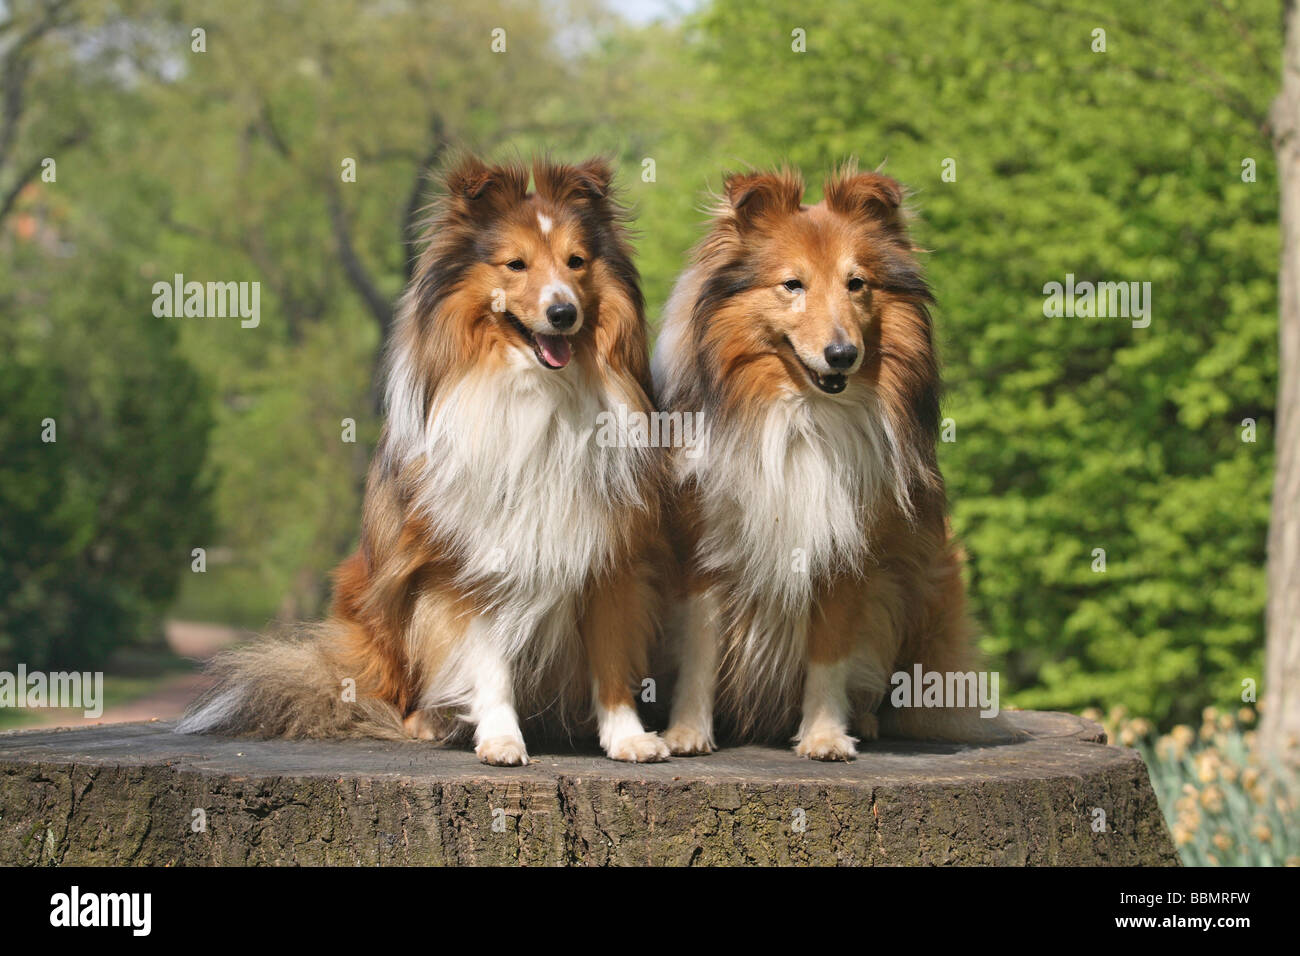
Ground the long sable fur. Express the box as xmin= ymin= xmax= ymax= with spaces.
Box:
xmin=654 ymin=162 xmax=1019 ymax=744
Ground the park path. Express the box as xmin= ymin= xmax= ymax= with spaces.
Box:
xmin=22 ymin=620 xmax=247 ymax=729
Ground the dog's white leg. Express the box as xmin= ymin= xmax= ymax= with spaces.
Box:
xmin=463 ymin=618 xmax=528 ymax=766
xmin=595 ymin=691 xmax=669 ymax=763
xmin=795 ymin=658 xmax=858 ymax=761
xmin=579 ymin=558 xmax=670 ymax=764
xmin=665 ymin=588 xmax=720 ymax=755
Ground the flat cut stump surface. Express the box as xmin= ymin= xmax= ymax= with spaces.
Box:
xmin=0 ymin=711 xmax=1177 ymax=865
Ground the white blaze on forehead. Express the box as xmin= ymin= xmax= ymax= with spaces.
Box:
xmin=538 ymin=213 xmax=553 ymax=236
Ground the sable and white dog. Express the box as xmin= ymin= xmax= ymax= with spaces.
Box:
xmin=653 ymin=164 xmax=1018 ymax=760
xmin=179 ymin=156 xmax=670 ymax=765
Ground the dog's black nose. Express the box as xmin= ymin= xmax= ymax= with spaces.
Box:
xmin=824 ymin=342 xmax=858 ymax=370
xmin=547 ymin=303 xmax=578 ymax=330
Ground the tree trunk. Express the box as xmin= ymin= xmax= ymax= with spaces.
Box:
xmin=1264 ymin=0 xmax=1300 ymax=762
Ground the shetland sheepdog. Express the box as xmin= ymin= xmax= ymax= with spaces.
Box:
xmin=178 ymin=156 xmax=671 ymax=765
xmin=652 ymin=164 xmax=1019 ymax=760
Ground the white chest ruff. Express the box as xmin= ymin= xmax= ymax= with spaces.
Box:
xmin=686 ymin=391 xmax=912 ymax=614
xmin=397 ymin=361 xmax=649 ymax=608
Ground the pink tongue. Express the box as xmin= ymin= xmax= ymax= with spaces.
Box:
xmin=535 ymin=333 xmax=572 ymax=368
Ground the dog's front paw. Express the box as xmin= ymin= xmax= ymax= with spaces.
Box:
xmin=795 ymin=729 xmax=858 ymax=761
xmin=476 ymin=735 xmax=529 ymax=766
xmin=664 ymin=723 xmax=714 ymax=756
xmin=606 ymin=731 xmax=670 ymax=763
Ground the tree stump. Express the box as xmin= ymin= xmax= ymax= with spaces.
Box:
xmin=0 ymin=711 xmax=1178 ymax=865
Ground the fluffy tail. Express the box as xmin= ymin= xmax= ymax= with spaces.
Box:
xmin=875 ymin=704 xmax=1029 ymax=744
xmin=175 ymin=619 xmax=408 ymax=740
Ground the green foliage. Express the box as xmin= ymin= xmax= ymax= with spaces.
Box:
xmin=0 ymin=250 xmax=213 ymax=669
xmin=0 ymin=1 xmax=214 ymax=666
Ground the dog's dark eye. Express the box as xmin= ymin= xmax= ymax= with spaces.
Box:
xmin=568 ymin=255 xmax=585 ymax=269
xmin=847 ymin=277 xmax=865 ymax=292
xmin=507 ymin=259 xmax=526 ymax=271
xmin=783 ymin=279 xmax=803 ymax=292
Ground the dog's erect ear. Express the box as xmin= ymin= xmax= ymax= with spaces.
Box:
xmin=534 ymin=157 xmax=615 ymax=207
xmin=573 ymin=157 xmax=614 ymax=200
xmin=444 ymin=155 xmax=493 ymax=200
xmin=824 ymin=168 xmax=904 ymax=224
xmin=442 ymin=155 xmax=528 ymax=209
xmin=723 ymin=170 xmax=804 ymax=230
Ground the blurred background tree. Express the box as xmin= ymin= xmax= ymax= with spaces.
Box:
xmin=0 ymin=0 xmax=213 ymax=668
xmin=0 ymin=0 xmax=1284 ymax=731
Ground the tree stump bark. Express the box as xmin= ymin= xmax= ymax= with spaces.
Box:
xmin=0 ymin=711 xmax=1178 ymax=865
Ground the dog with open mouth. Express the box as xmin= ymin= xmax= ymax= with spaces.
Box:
xmin=178 ymin=156 xmax=671 ymax=765
xmin=652 ymin=163 xmax=1020 ymax=760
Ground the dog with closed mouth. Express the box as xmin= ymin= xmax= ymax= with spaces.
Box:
xmin=178 ymin=156 xmax=671 ymax=766
xmin=652 ymin=163 xmax=1019 ymax=760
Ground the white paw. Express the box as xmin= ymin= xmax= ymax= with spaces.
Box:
xmin=664 ymin=724 xmax=714 ymax=756
xmin=476 ymin=735 xmax=529 ymax=766
xmin=795 ymin=729 xmax=858 ymax=761
xmin=606 ymin=731 xmax=670 ymax=763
